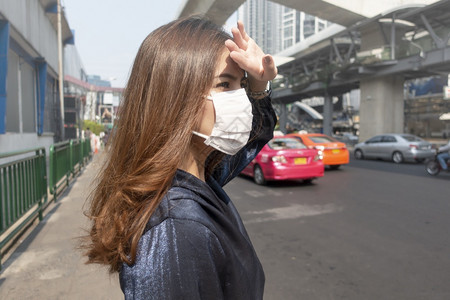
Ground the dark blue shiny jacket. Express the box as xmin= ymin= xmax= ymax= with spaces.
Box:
xmin=120 ymin=96 xmax=276 ymax=299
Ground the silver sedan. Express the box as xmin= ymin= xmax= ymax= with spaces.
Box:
xmin=354 ymin=134 xmax=435 ymax=163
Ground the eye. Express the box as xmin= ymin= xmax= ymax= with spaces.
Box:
xmin=216 ymin=82 xmax=230 ymax=89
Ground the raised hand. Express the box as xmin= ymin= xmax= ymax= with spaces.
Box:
xmin=225 ymin=21 xmax=278 ymax=92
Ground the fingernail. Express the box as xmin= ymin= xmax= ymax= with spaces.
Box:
xmin=265 ymin=56 xmax=271 ymax=64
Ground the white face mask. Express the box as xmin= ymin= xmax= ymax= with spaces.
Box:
xmin=193 ymin=88 xmax=253 ymax=155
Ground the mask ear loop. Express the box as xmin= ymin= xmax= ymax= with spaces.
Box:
xmin=192 ymin=94 xmax=215 ymax=139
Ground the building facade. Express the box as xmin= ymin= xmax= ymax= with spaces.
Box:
xmin=0 ymin=0 xmax=123 ymax=155
xmin=0 ymin=0 xmax=74 ymax=154
xmin=237 ymin=0 xmax=282 ymax=54
xmin=281 ymin=8 xmax=328 ymax=49
xmin=237 ymin=0 xmax=330 ymax=54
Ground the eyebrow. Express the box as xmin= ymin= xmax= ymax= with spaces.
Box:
xmin=216 ymin=73 xmax=238 ymax=80
xmin=216 ymin=73 xmax=246 ymax=81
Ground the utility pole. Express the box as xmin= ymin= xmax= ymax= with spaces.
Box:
xmin=57 ymin=0 xmax=65 ymax=141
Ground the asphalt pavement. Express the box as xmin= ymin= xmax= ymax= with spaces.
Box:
xmin=0 ymin=153 xmax=123 ymax=300
xmin=1 ymin=149 xmax=449 ymax=300
xmin=227 ymin=158 xmax=450 ymax=300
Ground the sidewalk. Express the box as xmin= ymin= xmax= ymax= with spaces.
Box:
xmin=0 ymin=153 xmax=122 ymax=300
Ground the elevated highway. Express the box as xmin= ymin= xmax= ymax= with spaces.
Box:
xmin=177 ymin=0 xmax=449 ymax=140
xmin=274 ymin=1 xmax=450 ymax=101
xmin=178 ymin=0 xmax=438 ymax=27
xmin=273 ymin=1 xmax=450 ymax=139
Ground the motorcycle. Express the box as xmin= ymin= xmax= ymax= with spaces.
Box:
xmin=425 ymin=152 xmax=450 ymax=176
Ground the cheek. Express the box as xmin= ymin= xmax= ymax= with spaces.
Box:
xmin=198 ymin=101 xmax=215 ymax=136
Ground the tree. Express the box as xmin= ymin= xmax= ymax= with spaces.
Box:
xmin=82 ymin=120 xmax=105 ymax=135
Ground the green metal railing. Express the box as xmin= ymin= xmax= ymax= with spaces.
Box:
xmin=0 ymin=148 xmax=48 ymax=269
xmin=70 ymin=139 xmax=82 ymax=175
xmin=49 ymin=138 xmax=91 ymax=200
xmin=82 ymin=136 xmax=92 ymax=165
xmin=1 ymin=138 xmax=92 ymax=269
xmin=49 ymin=141 xmax=71 ymax=198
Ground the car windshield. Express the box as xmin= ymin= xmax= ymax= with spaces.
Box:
xmin=308 ymin=136 xmax=337 ymax=143
xmin=401 ymin=135 xmax=423 ymax=142
xmin=268 ymin=138 xmax=307 ymax=150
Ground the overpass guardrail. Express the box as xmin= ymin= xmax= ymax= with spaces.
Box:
xmin=0 ymin=139 xmax=92 ymax=270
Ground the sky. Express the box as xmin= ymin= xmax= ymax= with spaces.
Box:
xmin=62 ymin=0 xmax=237 ymax=88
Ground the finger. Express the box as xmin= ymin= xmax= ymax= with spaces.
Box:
xmin=229 ymin=51 xmax=253 ymax=71
xmin=262 ymin=55 xmax=278 ymax=80
xmin=231 ymin=27 xmax=248 ymax=50
xmin=237 ymin=20 xmax=249 ymax=41
xmin=225 ymin=39 xmax=240 ymax=53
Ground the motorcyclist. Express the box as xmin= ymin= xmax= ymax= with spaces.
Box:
xmin=437 ymin=140 xmax=450 ymax=171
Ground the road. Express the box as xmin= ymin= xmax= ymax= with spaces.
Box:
xmin=225 ymin=157 xmax=450 ymax=300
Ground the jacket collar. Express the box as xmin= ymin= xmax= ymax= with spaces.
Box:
xmin=172 ymin=169 xmax=230 ymax=205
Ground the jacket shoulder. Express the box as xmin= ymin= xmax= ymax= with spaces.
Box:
xmin=145 ymin=186 xmax=216 ymax=232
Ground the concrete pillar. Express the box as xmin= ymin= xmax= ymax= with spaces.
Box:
xmin=323 ymin=93 xmax=333 ymax=136
xmin=279 ymin=103 xmax=287 ymax=134
xmin=359 ymin=75 xmax=404 ymax=141
xmin=357 ymin=21 xmax=406 ymax=142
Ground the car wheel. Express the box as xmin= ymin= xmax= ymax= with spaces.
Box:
xmin=354 ymin=149 xmax=364 ymax=160
xmin=425 ymin=160 xmax=440 ymax=176
xmin=392 ymin=151 xmax=403 ymax=163
xmin=329 ymin=165 xmax=341 ymax=170
xmin=253 ymin=165 xmax=266 ymax=185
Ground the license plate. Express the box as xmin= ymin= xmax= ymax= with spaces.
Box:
xmin=332 ymin=149 xmax=340 ymax=154
xmin=295 ymin=157 xmax=307 ymax=165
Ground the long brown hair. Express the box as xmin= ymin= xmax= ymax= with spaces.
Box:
xmin=83 ymin=16 xmax=231 ymax=273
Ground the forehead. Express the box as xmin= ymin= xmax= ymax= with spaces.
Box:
xmin=215 ymin=48 xmax=244 ymax=78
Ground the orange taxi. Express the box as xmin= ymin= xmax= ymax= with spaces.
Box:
xmin=285 ymin=133 xmax=349 ymax=169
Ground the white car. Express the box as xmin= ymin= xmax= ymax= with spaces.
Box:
xmin=354 ymin=134 xmax=434 ymax=163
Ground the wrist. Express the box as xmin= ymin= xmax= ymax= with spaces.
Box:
xmin=248 ymin=79 xmax=268 ymax=92
xmin=247 ymin=80 xmax=271 ymax=99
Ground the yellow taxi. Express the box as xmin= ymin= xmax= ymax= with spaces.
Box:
xmin=285 ymin=133 xmax=350 ymax=169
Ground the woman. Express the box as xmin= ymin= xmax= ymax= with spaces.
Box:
xmin=84 ymin=16 xmax=277 ymax=299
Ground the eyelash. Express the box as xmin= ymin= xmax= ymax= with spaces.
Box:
xmin=216 ymin=82 xmax=230 ymax=88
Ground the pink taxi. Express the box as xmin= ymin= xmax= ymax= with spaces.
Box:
xmin=241 ymin=136 xmax=324 ymax=185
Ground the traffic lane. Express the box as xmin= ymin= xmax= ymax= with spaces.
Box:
xmin=348 ymin=152 xmax=450 ymax=180
xmin=226 ymin=165 xmax=450 ymax=299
